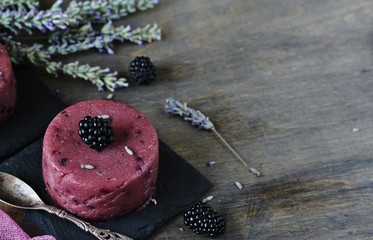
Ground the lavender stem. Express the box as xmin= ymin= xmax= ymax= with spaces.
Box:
xmin=213 ymin=128 xmax=261 ymax=176
xmin=211 ymin=127 xmax=248 ymax=167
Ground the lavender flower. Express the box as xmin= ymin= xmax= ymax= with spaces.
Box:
xmin=165 ymin=97 xmax=261 ymax=176
xmin=47 ymin=61 xmax=128 ymax=92
xmin=47 ymin=22 xmax=161 ymax=55
xmin=1 ymin=36 xmax=128 ymax=92
xmin=65 ymin=0 xmax=158 ymax=23
xmin=0 ymin=0 xmax=161 ymax=91
xmin=0 ymin=8 xmax=79 ymax=34
xmin=0 ymin=0 xmax=39 ymax=10
xmin=113 ymin=23 xmax=161 ymax=45
xmin=165 ymin=97 xmax=214 ymax=130
xmin=0 ymin=35 xmax=50 ymax=64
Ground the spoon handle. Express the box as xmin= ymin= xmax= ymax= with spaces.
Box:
xmin=42 ymin=205 xmax=133 ymax=240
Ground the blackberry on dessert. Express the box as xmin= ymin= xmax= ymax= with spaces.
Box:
xmin=78 ymin=116 xmax=114 ymax=151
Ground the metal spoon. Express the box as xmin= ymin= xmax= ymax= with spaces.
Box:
xmin=0 ymin=172 xmax=132 ymax=240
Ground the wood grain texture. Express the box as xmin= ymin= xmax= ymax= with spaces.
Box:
xmin=8 ymin=0 xmax=373 ymax=239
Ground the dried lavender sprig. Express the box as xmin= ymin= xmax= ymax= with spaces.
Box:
xmin=104 ymin=22 xmax=161 ymax=47
xmin=0 ymin=6 xmax=79 ymax=34
xmin=47 ymin=23 xmax=97 ymax=54
xmin=65 ymin=0 xmax=158 ymax=23
xmin=121 ymin=23 xmax=161 ymax=45
xmin=1 ymin=36 xmax=128 ymax=91
xmin=165 ymin=97 xmax=260 ymax=174
xmin=164 ymin=97 xmax=214 ymax=130
xmin=48 ymin=22 xmax=161 ymax=55
xmin=0 ymin=35 xmax=50 ymax=64
xmin=46 ymin=61 xmax=128 ymax=92
xmin=0 ymin=0 xmax=158 ymax=35
xmin=0 ymin=0 xmax=39 ymax=10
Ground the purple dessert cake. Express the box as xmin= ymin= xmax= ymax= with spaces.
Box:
xmin=42 ymin=99 xmax=159 ymax=220
xmin=0 ymin=43 xmax=16 ymax=125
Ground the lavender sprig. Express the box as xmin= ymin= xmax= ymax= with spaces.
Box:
xmin=65 ymin=0 xmax=158 ymax=23
xmin=1 ymin=35 xmax=49 ymax=64
xmin=165 ymin=97 xmax=214 ymax=130
xmin=0 ymin=0 xmax=158 ymax=35
xmin=165 ymin=97 xmax=261 ymax=176
xmin=123 ymin=23 xmax=161 ymax=45
xmin=46 ymin=62 xmax=128 ymax=92
xmin=0 ymin=7 xmax=79 ymax=34
xmin=2 ymin=36 xmax=128 ymax=91
xmin=0 ymin=0 xmax=39 ymax=10
xmin=48 ymin=22 xmax=161 ymax=55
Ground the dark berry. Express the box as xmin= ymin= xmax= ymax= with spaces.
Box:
xmin=183 ymin=201 xmax=227 ymax=238
xmin=78 ymin=116 xmax=114 ymax=151
xmin=128 ymin=56 xmax=156 ymax=85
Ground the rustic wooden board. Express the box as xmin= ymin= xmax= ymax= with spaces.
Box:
xmin=2 ymin=0 xmax=373 ymax=239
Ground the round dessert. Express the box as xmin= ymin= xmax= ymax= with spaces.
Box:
xmin=42 ymin=99 xmax=159 ymax=221
xmin=0 ymin=43 xmax=16 ymax=125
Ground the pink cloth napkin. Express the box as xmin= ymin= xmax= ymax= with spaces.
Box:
xmin=0 ymin=209 xmax=55 ymax=240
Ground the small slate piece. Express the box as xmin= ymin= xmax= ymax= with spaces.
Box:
xmin=0 ymin=65 xmax=64 ymax=162
xmin=0 ymin=139 xmax=213 ymax=240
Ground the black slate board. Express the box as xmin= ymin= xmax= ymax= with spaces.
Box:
xmin=0 ymin=139 xmax=213 ymax=239
xmin=0 ymin=66 xmax=213 ymax=239
xmin=0 ymin=65 xmax=64 ymax=161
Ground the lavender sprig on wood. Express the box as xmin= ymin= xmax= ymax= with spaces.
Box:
xmin=0 ymin=4 xmax=79 ymax=34
xmin=48 ymin=22 xmax=161 ymax=55
xmin=165 ymin=97 xmax=261 ymax=176
xmin=0 ymin=0 xmax=158 ymax=34
xmin=164 ymin=97 xmax=214 ymax=130
xmin=0 ymin=0 xmax=161 ymax=91
xmin=2 ymin=35 xmax=128 ymax=91
xmin=47 ymin=61 xmax=128 ymax=92
xmin=0 ymin=0 xmax=39 ymax=11
xmin=65 ymin=0 xmax=158 ymax=23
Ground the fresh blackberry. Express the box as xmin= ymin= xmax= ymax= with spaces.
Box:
xmin=183 ymin=201 xmax=227 ymax=238
xmin=78 ymin=116 xmax=114 ymax=151
xmin=128 ymin=56 xmax=156 ymax=85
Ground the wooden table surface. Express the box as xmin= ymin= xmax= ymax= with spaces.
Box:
xmin=2 ymin=0 xmax=373 ymax=239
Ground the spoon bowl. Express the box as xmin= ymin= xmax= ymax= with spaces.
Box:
xmin=0 ymin=172 xmax=132 ymax=240
xmin=0 ymin=172 xmax=43 ymax=209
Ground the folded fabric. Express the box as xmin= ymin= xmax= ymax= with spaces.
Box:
xmin=0 ymin=209 xmax=55 ymax=240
